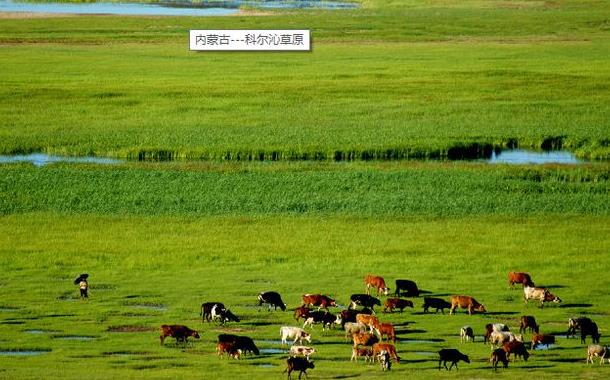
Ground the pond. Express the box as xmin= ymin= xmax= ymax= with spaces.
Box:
xmin=0 ymin=0 xmax=357 ymax=16
xmin=488 ymin=149 xmax=582 ymax=165
xmin=0 ymin=153 xmax=121 ymax=167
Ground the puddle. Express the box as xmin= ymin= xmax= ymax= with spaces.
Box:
xmin=0 ymin=0 xmax=357 ymax=17
xmin=0 ymin=349 xmax=50 ymax=356
xmin=53 ymin=335 xmax=97 ymax=341
xmin=24 ymin=329 xmax=61 ymax=334
xmin=0 ymin=153 xmax=122 ymax=167
xmin=256 ymin=340 xmax=283 ymax=345
xmin=488 ymin=150 xmax=582 ymax=165
xmin=260 ymin=348 xmax=286 ymax=354
xmin=533 ymin=344 xmax=554 ymax=350
xmin=257 ymin=363 xmax=277 ymax=368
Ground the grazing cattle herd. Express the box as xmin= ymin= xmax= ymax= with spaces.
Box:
xmin=153 ymin=273 xmax=606 ymax=376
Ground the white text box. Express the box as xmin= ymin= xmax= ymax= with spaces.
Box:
xmin=190 ymin=30 xmax=310 ymax=51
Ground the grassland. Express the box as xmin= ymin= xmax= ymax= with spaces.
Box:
xmin=1 ymin=214 xmax=610 ymax=379
xmin=0 ymin=0 xmax=609 ymax=159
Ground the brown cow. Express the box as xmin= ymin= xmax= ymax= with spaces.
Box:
xmin=294 ymin=306 xmax=311 ymax=322
xmin=378 ymin=322 xmax=396 ymax=343
xmin=160 ymin=324 xmax=200 ymax=345
xmin=383 ymin=298 xmax=413 ymax=313
xmin=508 ymin=272 xmax=535 ymax=288
xmin=365 ymin=275 xmax=390 ymax=296
xmin=519 ymin=315 xmax=539 ymax=334
xmin=372 ymin=343 xmax=400 ymax=363
xmin=356 ymin=314 xmax=381 ymax=336
xmin=502 ymin=340 xmax=530 ymax=361
xmin=352 ymin=332 xmax=379 ymax=348
xmin=216 ymin=342 xmax=241 ymax=359
xmin=531 ymin=334 xmax=555 ymax=349
xmin=450 ymin=295 xmax=486 ymax=315
xmin=490 ymin=348 xmax=509 ymax=369
xmin=302 ymin=294 xmax=336 ymax=311
xmin=351 ymin=346 xmax=373 ymax=362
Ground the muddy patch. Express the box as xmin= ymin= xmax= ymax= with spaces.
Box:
xmin=107 ymin=325 xmax=155 ymax=333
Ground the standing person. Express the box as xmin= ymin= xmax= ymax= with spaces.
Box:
xmin=74 ymin=273 xmax=89 ymax=299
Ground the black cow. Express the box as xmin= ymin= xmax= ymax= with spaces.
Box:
xmin=285 ymin=356 xmax=314 ymax=379
xmin=567 ymin=317 xmax=593 ymax=338
xmin=218 ymin=334 xmax=260 ymax=355
xmin=395 ymin=279 xmax=419 ymax=297
xmin=438 ymin=349 xmax=470 ymax=371
xmin=423 ymin=297 xmax=452 ymax=313
xmin=201 ymin=302 xmax=225 ymax=322
xmin=215 ymin=308 xmax=240 ymax=324
xmin=581 ymin=322 xmax=601 ymax=344
xmin=303 ymin=311 xmax=341 ymax=330
xmin=349 ymin=294 xmax=381 ymax=310
xmin=340 ymin=308 xmax=373 ymax=328
xmin=257 ymin=291 xmax=286 ymax=311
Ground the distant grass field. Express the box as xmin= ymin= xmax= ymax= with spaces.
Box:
xmin=0 ymin=214 xmax=609 ymax=379
xmin=0 ymin=0 xmax=609 ymax=159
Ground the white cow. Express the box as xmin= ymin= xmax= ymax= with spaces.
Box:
xmin=524 ymin=286 xmax=561 ymax=307
xmin=289 ymin=345 xmax=316 ymax=359
xmin=280 ymin=326 xmax=312 ymax=346
xmin=489 ymin=331 xmax=522 ymax=348
xmin=344 ymin=322 xmax=368 ymax=341
xmin=587 ymin=345 xmax=609 ymax=364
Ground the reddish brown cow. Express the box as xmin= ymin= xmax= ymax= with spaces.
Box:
xmin=519 ymin=316 xmax=539 ymax=334
xmin=450 ymin=295 xmax=486 ymax=315
xmin=160 ymin=324 xmax=200 ymax=345
xmin=352 ymin=332 xmax=379 ymax=348
xmin=372 ymin=343 xmax=401 ymax=362
xmin=378 ymin=323 xmax=396 ymax=343
xmin=302 ymin=294 xmax=336 ymax=310
xmin=356 ymin=314 xmax=381 ymax=335
xmin=502 ymin=340 xmax=530 ymax=361
xmin=365 ymin=275 xmax=390 ymax=296
xmin=531 ymin=334 xmax=555 ymax=349
xmin=508 ymin=272 xmax=535 ymax=288
xmin=293 ymin=306 xmax=311 ymax=322
xmin=383 ymin=298 xmax=413 ymax=313
xmin=216 ymin=342 xmax=241 ymax=359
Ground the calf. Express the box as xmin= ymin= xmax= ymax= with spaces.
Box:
xmin=423 ymin=297 xmax=452 ymax=313
xmin=378 ymin=350 xmax=392 ymax=371
xmin=290 ymin=345 xmax=316 ymax=360
xmin=349 ymin=294 xmax=381 ymax=310
xmin=216 ymin=342 xmax=241 ymax=359
xmin=352 ymin=332 xmax=379 ymax=348
xmin=502 ymin=340 xmax=530 ymax=361
xmin=294 ymin=306 xmax=312 ymax=322
xmin=383 ymin=298 xmax=413 ymax=313
xmin=351 ymin=346 xmax=373 ymax=362
xmin=302 ymin=294 xmax=336 ymax=311
xmin=356 ymin=314 xmax=381 ymax=336
xmin=460 ymin=326 xmax=474 ymax=343
xmin=218 ymin=334 xmax=260 ymax=355
xmin=365 ymin=274 xmax=390 ymax=296
xmin=395 ymin=279 xmax=419 ymax=297
xmin=523 ymin=286 xmax=561 ymax=307
xmin=372 ymin=343 xmax=400 ymax=362
xmin=280 ymin=326 xmax=312 ymax=346
xmin=257 ymin=291 xmax=286 ymax=311
xmin=519 ymin=315 xmax=539 ymax=334
xmin=159 ymin=324 xmax=200 ymax=345
xmin=378 ymin=322 xmax=396 ymax=343
xmin=302 ymin=311 xmax=341 ymax=331
xmin=531 ymin=334 xmax=555 ymax=349
xmin=344 ymin=322 xmax=368 ymax=341
xmin=285 ymin=356 xmax=314 ymax=380
xmin=201 ymin=302 xmax=225 ymax=322
xmin=450 ymin=295 xmax=486 ymax=315
xmin=508 ymin=271 xmax=535 ymax=288
xmin=587 ymin=344 xmax=609 ymax=364
xmin=490 ymin=348 xmax=509 ymax=369
xmin=438 ymin=349 xmax=470 ymax=370
xmin=211 ymin=304 xmax=240 ymax=324
xmin=484 ymin=323 xmax=509 ymax=344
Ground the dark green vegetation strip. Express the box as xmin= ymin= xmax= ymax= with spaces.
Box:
xmin=0 ymin=214 xmax=609 ymax=379
xmin=1 ymin=163 xmax=608 ymax=215
xmin=0 ymin=1 xmax=608 ymax=160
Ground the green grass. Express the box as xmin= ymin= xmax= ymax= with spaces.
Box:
xmin=0 ymin=0 xmax=609 ymax=160
xmin=1 ymin=162 xmax=609 ymax=215
xmin=0 ymin=214 xmax=609 ymax=379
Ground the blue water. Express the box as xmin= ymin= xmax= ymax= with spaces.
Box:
xmin=488 ymin=149 xmax=581 ymax=164
xmin=0 ymin=153 xmax=121 ymax=166
xmin=0 ymin=0 xmax=357 ymax=16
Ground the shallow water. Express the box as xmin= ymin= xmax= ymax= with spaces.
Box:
xmin=0 ymin=0 xmax=357 ymax=16
xmin=488 ymin=150 xmax=582 ymax=165
xmin=0 ymin=153 xmax=121 ymax=167
xmin=0 ymin=350 xmax=50 ymax=356
xmin=259 ymin=348 xmax=286 ymax=354
xmin=53 ymin=335 xmax=97 ymax=341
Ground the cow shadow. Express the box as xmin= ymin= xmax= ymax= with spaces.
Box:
xmin=549 ymin=358 xmax=584 ymax=364
xmin=538 ymin=285 xmax=567 ymax=289
xmin=559 ymin=303 xmax=593 ymax=308
xmin=248 ymin=321 xmax=276 ymax=327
